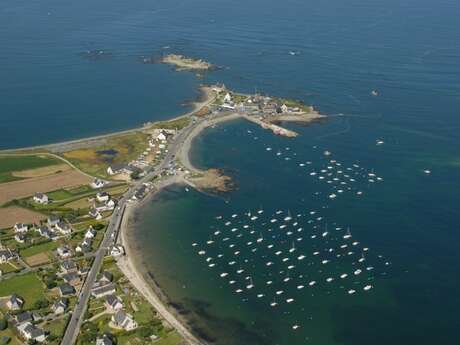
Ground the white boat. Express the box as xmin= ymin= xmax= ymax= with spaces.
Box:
xmin=257 ymin=294 xmax=264 ymax=298
xmin=198 ymin=250 xmax=206 ymax=255
xmin=309 ymin=281 xmax=316 ymax=286
xmin=286 ymin=298 xmax=294 ymax=303
xmin=363 ymin=285 xmax=373 ymax=291
xmin=236 ymin=289 xmax=243 ymax=293
xmin=297 ymin=285 xmax=304 ymax=290
xmin=192 ymin=243 xmax=198 ymax=247
xmin=329 ymin=193 xmax=337 ymax=199
xmin=220 ymin=273 xmax=228 ymax=278
xmin=270 ymin=299 xmax=278 ymax=307
xmin=348 ymin=289 xmax=356 ymax=295
xmin=340 ymin=273 xmax=348 ymax=279
xmin=292 ymin=324 xmax=300 ymax=330
xmin=326 ymin=277 xmax=334 ymax=282
xmin=343 ymin=228 xmax=352 ymax=239
xmin=354 ymin=269 xmax=362 ymax=275
xmin=289 ymin=242 xmax=296 ymax=253
xmin=297 ymin=255 xmax=306 ymax=260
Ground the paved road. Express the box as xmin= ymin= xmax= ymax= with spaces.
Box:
xmin=60 ymin=119 xmax=204 ymax=345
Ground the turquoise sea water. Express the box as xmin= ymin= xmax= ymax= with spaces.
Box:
xmin=2 ymin=0 xmax=460 ymax=344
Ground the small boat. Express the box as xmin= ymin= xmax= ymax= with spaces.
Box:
xmin=297 ymin=285 xmax=304 ymax=290
xmin=220 ymin=273 xmax=228 ymax=278
xmin=286 ymin=298 xmax=294 ymax=303
xmin=363 ymin=285 xmax=373 ymax=291
xmin=276 ymin=290 xmax=284 ymax=295
xmin=326 ymin=277 xmax=334 ymax=282
xmin=348 ymin=289 xmax=356 ymax=295
xmin=292 ymin=324 xmax=300 ymax=330
xmin=309 ymin=281 xmax=316 ymax=286
xmin=198 ymin=250 xmax=206 ymax=255
xmin=371 ymin=90 xmax=378 ymax=96
xmin=424 ymin=170 xmax=431 ymax=174
xmin=340 ymin=273 xmax=348 ymax=279
xmin=270 ymin=298 xmax=278 ymax=307
xmin=343 ymin=228 xmax=352 ymax=239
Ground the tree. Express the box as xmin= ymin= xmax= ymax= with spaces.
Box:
xmin=0 ymin=318 xmax=7 ymax=330
xmin=34 ymin=298 xmax=49 ymax=310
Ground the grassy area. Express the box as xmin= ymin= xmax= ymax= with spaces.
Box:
xmin=62 ymin=132 xmax=149 ymax=177
xmin=43 ymin=316 xmax=69 ymax=343
xmin=0 ymin=327 xmax=22 ymax=345
xmin=0 ymin=262 xmax=20 ymax=274
xmin=0 ymin=155 xmax=61 ymax=184
xmin=152 ymin=117 xmax=190 ymax=130
xmin=0 ymin=273 xmax=46 ymax=309
xmin=20 ymin=241 xmax=59 ymax=257
xmin=155 ymin=331 xmax=184 ymax=345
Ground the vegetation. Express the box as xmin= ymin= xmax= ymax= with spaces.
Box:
xmin=62 ymin=132 xmax=149 ymax=177
xmin=20 ymin=240 xmax=59 ymax=258
xmin=152 ymin=117 xmax=190 ymax=130
xmin=0 ymin=274 xmax=46 ymax=309
xmin=0 ymin=155 xmax=61 ymax=184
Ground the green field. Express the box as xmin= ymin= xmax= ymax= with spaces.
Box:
xmin=0 ymin=273 xmax=46 ymax=309
xmin=0 ymin=155 xmax=61 ymax=183
xmin=155 ymin=331 xmax=184 ymax=345
xmin=20 ymin=241 xmax=59 ymax=257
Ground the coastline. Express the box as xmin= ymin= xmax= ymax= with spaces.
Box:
xmin=0 ymin=86 xmax=215 ymax=154
xmin=116 ymin=175 xmax=209 ymax=345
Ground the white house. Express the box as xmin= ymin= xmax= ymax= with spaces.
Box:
xmin=13 ymin=223 xmax=28 ymax=233
xmin=17 ymin=322 xmax=46 ymax=342
xmin=0 ymin=249 xmax=17 ymax=263
xmin=96 ymin=335 xmax=114 ymax=345
xmin=91 ymin=179 xmax=106 ymax=189
xmin=223 ymin=93 xmax=232 ymax=103
xmin=33 ymin=192 xmax=49 ymax=204
xmin=7 ymin=294 xmax=24 ymax=310
xmin=105 ymin=295 xmax=123 ymax=313
xmin=96 ymin=192 xmax=110 ymax=202
xmin=56 ymin=222 xmax=72 ymax=235
xmin=281 ymin=103 xmax=289 ymax=113
xmin=111 ymin=310 xmax=138 ymax=331
xmin=156 ymin=132 xmax=167 ymax=141
xmin=107 ymin=164 xmax=127 ymax=176
xmin=14 ymin=233 xmax=26 ymax=243
xmin=51 ymin=299 xmax=68 ymax=315
xmin=85 ymin=227 xmax=97 ymax=239
xmin=47 ymin=215 xmax=60 ymax=227
xmin=110 ymin=245 xmax=125 ymax=257
xmin=57 ymin=246 xmax=72 ymax=259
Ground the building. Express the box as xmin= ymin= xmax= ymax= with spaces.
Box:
xmin=110 ymin=245 xmax=125 ymax=257
xmin=58 ymin=283 xmax=75 ymax=297
xmin=14 ymin=233 xmax=26 ymax=243
xmin=91 ymin=283 xmax=116 ymax=299
xmin=96 ymin=192 xmax=110 ymax=202
xmin=156 ymin=132 xmax=167 ymax=141
xmin=0 ymin=248 xmax=17 ymax=263
xmin=105 ymin=295 xmax=123 ymax=313
xmin=96 ymin=334 xmax=114 ymax=345
xmin=76 ymin=239 xmax=92 ymax=253
xmin=280 ymin=103 xmax=289 ymax=113
xmin=91 ymin=179 xmax=106 ymax=189
xmin=223 ymin=93 xmax=232 ymax=103
xmin=89 ymin=208 xmax=102 ymax=220
xmin=62 ymin=272 xmax=81 ymax=286
xmin=85 ymin=227 xmax=97 ymax=239
xmin=47 ymin=215 xmax=60 ymax=227
xmin=60 ymin=260 xmax=77 ymax=273
xmin=17 ymin=322 xmax=46 ymax=342
xmin=13 ymin=311 xmax=34 ymax=324
xmin=57 ymin=246 xmax=72 ymax=259
xmin=55 ymin=221 xmax=72 ymax=235
xmin=13 ymin=223 xmax=28 ymax=233
xmin=51 ymin=298 xmax=68 ymax=315
xmin=6 ymin=294 xmax=24 ymax=310
xmin=106 ymin=164 xmax=127 ymax=176
xmin=33 ymin=192 xmax=49 ymax=204
xmin=111 ymin=310 xmax=138 ymax=331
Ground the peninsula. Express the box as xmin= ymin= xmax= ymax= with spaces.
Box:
xmin=0 ymin=83 xmax=324 ymax=345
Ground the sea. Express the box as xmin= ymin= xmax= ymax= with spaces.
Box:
xmin=2 ymin=0 xmax=460 ymax=344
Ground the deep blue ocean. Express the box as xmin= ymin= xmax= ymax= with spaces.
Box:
xmin=2 ymin=0 xmax=460 ymax=344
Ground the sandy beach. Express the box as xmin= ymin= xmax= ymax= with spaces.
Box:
xmin=116 ymin=175 xmax=206 ymax=345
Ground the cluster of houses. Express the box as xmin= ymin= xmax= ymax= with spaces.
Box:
xmin=89 ymin=191 xmax=117 ymax=220
xmin=0 ymin=247 xmax=17 ymax=264
xmin=89 ymin=271 xmax=138 ymax=331
xmin=75 ymin=226 xmax=98 ymax=254
xmin=106 ymin=128 xmax=175 ymax=180
xmin=4 ymin=293 xmax=69 ymax=343
xmin=13 ymin=216 xmax=71 ymax=244
xmin=218 ymin=91 xmax=307 ymax=117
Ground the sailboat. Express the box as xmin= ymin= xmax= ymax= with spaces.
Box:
xmin=343 ymin=227 xmax=352 ymax=239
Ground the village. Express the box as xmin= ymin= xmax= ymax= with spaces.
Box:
xmin=0 ymin=85 xmax=322 ymax=345
xmin=0 ymin=125 xmax=187 ymax=345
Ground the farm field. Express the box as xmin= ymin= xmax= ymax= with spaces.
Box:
xmin=0 ymin=169 xmax=92 ymax=205
xmin=0 ymin=155 xmax=62 ymax=183
xmin=20 ymin=241 xmax=59 ymax=257
xmin=0 ymin=206 xmax=46 ymax=229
